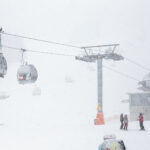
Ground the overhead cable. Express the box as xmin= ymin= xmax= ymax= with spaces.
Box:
xmin=2 ymin=45 xmax=141 ymax=82
xmin=2 ymin=45 xmax=76 ymax=57
xmin=124 ymin=57 xmax=150 ymax=72
xmin=1 ymin=31 xmax=81 ymax=49
xmin=103 ymin=65 xmax=140 ymax=82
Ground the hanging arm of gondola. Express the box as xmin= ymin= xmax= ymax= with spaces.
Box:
xmin=21 ymin=48 xmax=27 ymax=65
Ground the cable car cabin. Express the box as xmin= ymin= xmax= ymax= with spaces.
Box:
xmin=17 ymin=64 xmax=38 ymax=84
xmin=0 ymin=53 xmax=7 ymax=78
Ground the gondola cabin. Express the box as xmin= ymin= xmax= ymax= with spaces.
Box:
xmin=17 ymin=64 xmax=38 ymax=84
xmin=0 ymin=53 xmax=7 ymax=78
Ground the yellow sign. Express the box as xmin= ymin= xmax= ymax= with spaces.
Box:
xmin=97 ymin=104 xmax=101 ymax=111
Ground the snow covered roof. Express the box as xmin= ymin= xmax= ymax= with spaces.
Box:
xmin=127 ymin=87 xmax=150 ymax=96
xmin=143 ymin=72 xmax=150 ymax=81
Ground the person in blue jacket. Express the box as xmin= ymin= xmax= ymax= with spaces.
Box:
xmin=98 ymin=144 xmax=102 ymax=150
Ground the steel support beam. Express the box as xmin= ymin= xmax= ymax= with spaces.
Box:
xmin=97 ymin=59 xmax=103 ymax=113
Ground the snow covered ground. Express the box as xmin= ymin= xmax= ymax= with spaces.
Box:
xmin=0 ymin=118 xmax=149 ymax=150
xmin=0 ymin=55 xmax=149 ymax=150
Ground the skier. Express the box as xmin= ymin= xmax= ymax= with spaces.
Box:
xmin=99 ymin=140 xmax=119 ymax=150
xmin=118 ymin=140 xmax=126 ymax=150
xmin=120 ymin=113 xmax=124 ymax=130
xmin=98 ymin=135 xmax=126 ymax=150
xmin=98 ymin=144 xmax=102 ymax=150
xmin=123 ymin=115 xmax=128 ymax=130
xmin=110 ymin=141 xmax=119 ymax=150
xmin=138 ymin=113 xmax=145 ymax=130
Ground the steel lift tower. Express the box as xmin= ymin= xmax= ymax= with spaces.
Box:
xmin=76 ymin=44 xmax=124 ymax=125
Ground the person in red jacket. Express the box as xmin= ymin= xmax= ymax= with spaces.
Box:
xmin=138 ymin=113 xmax=145 ymax=130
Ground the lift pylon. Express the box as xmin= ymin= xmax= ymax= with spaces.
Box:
xmin=76 ymin=44 xmax=124 ymax=125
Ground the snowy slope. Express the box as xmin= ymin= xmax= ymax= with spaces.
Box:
xmin=0 ymin=53 xmax=149 ymax=150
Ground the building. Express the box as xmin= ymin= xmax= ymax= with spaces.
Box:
xmin=128 ymin=73 xmax=150 ymax=121
xmin=129 ymin=92 xmax=150 ymax=121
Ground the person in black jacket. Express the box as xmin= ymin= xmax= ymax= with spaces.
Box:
xmin=118 ymin=140 xmax=126 ymax=150
xmin=120 ymin=113 xmax=124 ymax=130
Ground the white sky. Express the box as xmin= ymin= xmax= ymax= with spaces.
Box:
xmin=0 ymin=0 xmax=150 ymax=115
